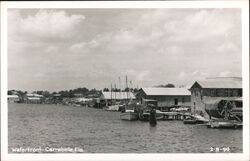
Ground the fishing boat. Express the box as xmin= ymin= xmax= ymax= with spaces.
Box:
xmin=120 ymin=75 xmax=138 ymax=121
xmin=183 ymin=114 xmax=209 ymax=124
xmin=207 ymin=120 xmax=242 ymax=129
xmin=139 ymin=109 xmax=164 ymax=121
xmin=183 ymin=117 xmax=197 ymax=124
xmin=105 ymin=104 xmax=120 ymax=111
xmin=194 ymin=114 xmax=209 ymax=124
xmin=120 ymin=109 xmax=138 ymax=121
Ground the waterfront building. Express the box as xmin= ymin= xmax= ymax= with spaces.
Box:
xmin=74 ymin=93 xmax=84 ymax=98
xmin=52 ymin=93 xmax=63 ymax=104
xmin=136 ymin=88 xmax=191 ymax=111
xmin=26 ymin=93 xmax=44 ymax=104
xmin=190 ymin=77 xmax=242 ymax=119
xmin=100 ymin=91 xmax=136 ymax=106
xmin=101 ymin=91 xmax=135 ymax=100
xmin=7 ymin=95 xmax=20 ymax=103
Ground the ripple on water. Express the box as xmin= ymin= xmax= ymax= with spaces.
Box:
xmin=8 ymin=104 xmax=243 ymax=153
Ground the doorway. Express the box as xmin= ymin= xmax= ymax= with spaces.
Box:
xmin=174 ymin=98 xmax=178 ymax=105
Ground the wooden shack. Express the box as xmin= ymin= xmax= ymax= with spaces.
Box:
xmin=136 ymin=88 xmax=191 ymax=111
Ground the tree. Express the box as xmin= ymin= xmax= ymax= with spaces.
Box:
xmin=165 ymin=83 xmax=175 ymax=88
xmin=156 ymin=83 xmax=175 ymax=88
xmin=36 ymin=91 xmax=43 ymax=95
xmin=7 ymin=90 xmax=12 ymax=95
xmin=103 ymin=88 xmax=109 ymax=92
xmin=133 ymin=88 xmax=139 ymax=93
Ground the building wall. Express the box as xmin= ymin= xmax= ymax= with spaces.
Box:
xmin=146 ymin=95 xmax=191 ymax=107
xmin=27 ymin=97 xmax=41 ymax=104
xmin=191 ymin=88 xmax=242 ymax=119
xmin=136 ymin=89 xmax=191 ymax=108
xmin=8 ymin=97 xmax=19 ymax=103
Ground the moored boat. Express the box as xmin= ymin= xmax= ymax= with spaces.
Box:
xmin=104 ymin=104 xmax=120 ymax=111
xmin=119 ymin=75 xmax=139 ymax=121
xmin=183 ymin=117 xmax=197 ymax=124
xmin=120 ymin=110 xmax=138 ymax=121
xmin=139 ymin=110 xmax=164 ymax=121
xmin=207 ymin=120 xmax=242 ymax=129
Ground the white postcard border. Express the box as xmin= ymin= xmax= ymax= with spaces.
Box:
xmin=1 ymin=1 xmax=249 ymax=161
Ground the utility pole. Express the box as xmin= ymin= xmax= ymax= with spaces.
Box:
xmin=111 ymin=83 xmax=113 ymax=104
xmin=126 ymin=75 xmax=128 ymax=104
xmin=119 ymin=77 xmax=121 ymax=101
xmin=114 ymin=83 xmax=116 ymax=102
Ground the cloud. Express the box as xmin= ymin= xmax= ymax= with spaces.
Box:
xmin=8 ymin=10 xmax=85 ymax=41
xmin=7 ymin=9 xmax=242 ymax=91
xmin=218 ymin=71 xmax=238 ymax=77
xmin=136 ymin=70 xmax=151 ymax=82
xmin=45 ymin=46 xmax=58 ymax=53
xmin=217 ymin=42 xmax=238 ymax=53
xmin=70 ymin=42 xmax=87 ymax=51
xmin=69 ymin=39 xmax=100 ymax=54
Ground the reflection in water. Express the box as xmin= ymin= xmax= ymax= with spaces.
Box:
xmin=149 ymin=124 xmax=157 ymax=133
xmin=8 ymin=104 xmax=242 ymax=153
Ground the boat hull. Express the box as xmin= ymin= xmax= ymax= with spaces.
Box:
xmin=183 ymin=119 xmax=197 ymax=124
xmin=207 ymin=120 xmax=242 ymax=129
xmin=104 ymin=105 xmax=120 ymax=111
xmin=120 ymin=112 xmax=138 ymax=121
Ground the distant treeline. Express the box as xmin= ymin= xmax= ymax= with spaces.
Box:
xmin=7 ymin=87 xmax=140 ymax=98
xmin=8 ymin=83 xmax=176 ymax=98
xmin=155 ymin=83 xmax=175 ymax=88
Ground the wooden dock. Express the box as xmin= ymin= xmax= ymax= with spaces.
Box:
xmin=207 ymin=120 xmax=242 ymax=129
xmin=160 ymin=112 xmax=191 ymax=120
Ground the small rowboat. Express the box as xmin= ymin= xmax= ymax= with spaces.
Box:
xmin=183 ymin=118 xmax=197 ymax=124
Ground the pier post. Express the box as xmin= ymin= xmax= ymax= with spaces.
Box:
xmin=149 ymin=106 xmax=157 ymax=126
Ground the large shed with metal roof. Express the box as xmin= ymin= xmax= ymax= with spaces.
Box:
xmin=136 ymin=87 xmax=191 ymax=111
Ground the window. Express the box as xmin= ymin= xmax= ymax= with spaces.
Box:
xmin=182 ymin=97 xmax=185 ymax=103
xmin=225 ymin=89 xmax=229 ymax=97
xmin=228 ymin=89 xmax=233 ymax=97
xmin=196 ymin=90 xmax=199 ymax=97
xmin=217 ymin=89 xmax=225 ymax=97
xmin=238 ymin=89 xmax=242 ymax=97
xmin=174 ymin=98 xmax=178 ymax=105
xmin=203 ymin=89 xmax=210 ymax=96
xmin=210 ymin=89 xmax=216 ymax=97
xmin=233 ymin=90 xmax=238 ymax=97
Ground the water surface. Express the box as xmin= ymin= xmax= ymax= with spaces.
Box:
xmin=8 ymin=103 xmax=242 ymax=153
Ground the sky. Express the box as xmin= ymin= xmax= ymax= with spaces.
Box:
xmin=8 ymin=9 xmax=242 ymax=92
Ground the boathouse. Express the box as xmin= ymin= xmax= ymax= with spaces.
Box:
xmin=190 ymin=77 xmax=242 ymax=119
xmin=7 ymin=95 xmax=20 ymax=103
xmin=136 ymin=88 xmax=191 ymax=111
xmin=26 ymin=93 xmax=44 ymax=104
xmin=100 ymin=91 xmax=136 ymax=101
xmin=100 ymin=91 xmax=135 ymax=106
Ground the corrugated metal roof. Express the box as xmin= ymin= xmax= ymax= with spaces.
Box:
xmin=75 ymin=97 xmax=92 ymax=102
xmin=142 ymin=88 xmax=190 ymax=96
xmin=27 ymin=97 xmax=41 ymax=100
xmin=8 ymin=95 xmax=19 ymax=98
xmin=196 ymin=78 xmax=242 ymax=89
xmin=101 ymin=92 xmax=135 ymax=100
xmin=26 ymin=93 xmax=43 ymax=97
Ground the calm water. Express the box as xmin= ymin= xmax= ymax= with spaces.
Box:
xmin=8 ymin=103 xmax=242 ymax=153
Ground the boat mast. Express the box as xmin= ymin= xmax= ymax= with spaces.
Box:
xmin=126 ymin=75 xmax=129 ymax=104
xmin=119 ymin=77 xmax=121 ymax=102
xmin=111 ymin=83 xmax=113 ymax=104
xmin=114 ymin=83 xmax=116 ymax=102
xmin=130 ymin=80 xmax=133 ymax=100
